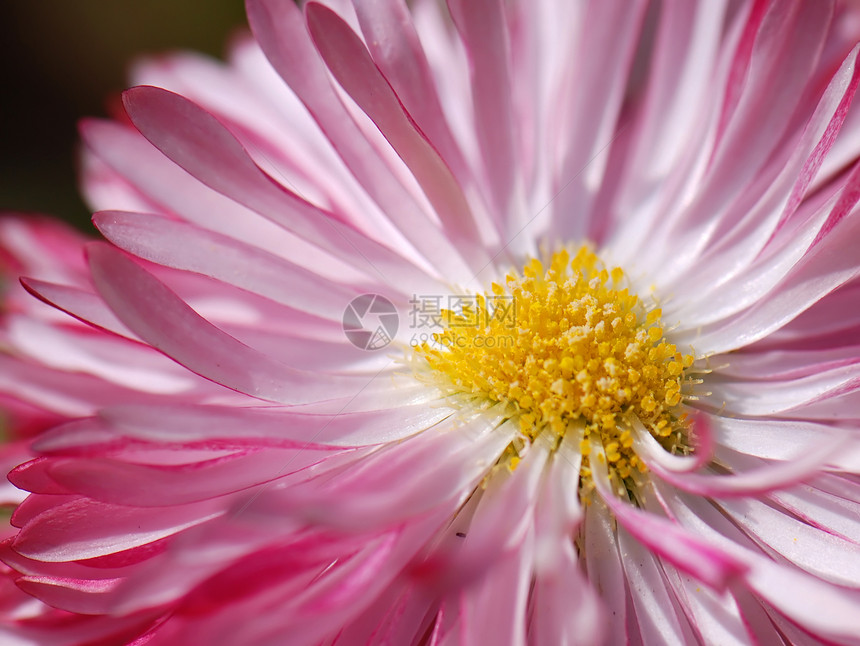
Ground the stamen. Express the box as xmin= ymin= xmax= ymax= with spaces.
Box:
xmin=415 ymin=246 xmax=695 ymax=490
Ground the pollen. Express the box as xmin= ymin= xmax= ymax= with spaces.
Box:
xmin=415 ymin=246 xmax=694 ymax=488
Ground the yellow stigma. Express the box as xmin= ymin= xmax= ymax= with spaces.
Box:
xmin=415 ymin=246 xmax=694 ymax=486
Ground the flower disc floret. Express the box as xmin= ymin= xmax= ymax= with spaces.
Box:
xmin=417 ymin=246 xmax=694 ymax=481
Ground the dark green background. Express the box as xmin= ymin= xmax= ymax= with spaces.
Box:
xmin=1 ymin=2 xmax=248 ymax=230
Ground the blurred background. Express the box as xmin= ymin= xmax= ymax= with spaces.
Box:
xmin=1 ymin=1 xmax=248 ymax=230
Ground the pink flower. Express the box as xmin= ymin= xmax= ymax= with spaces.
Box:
xmin=3 ymin=0 xmax=860 ymax=643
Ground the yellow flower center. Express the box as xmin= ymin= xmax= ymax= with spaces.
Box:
xmin=415 ymin=246 xmax=695 ymax=486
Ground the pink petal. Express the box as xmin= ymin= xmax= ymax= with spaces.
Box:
xmin=719 ymin=495 xmax=860 ymax=588
xmin=550 ymin=0 xmax=647 ymax=241
xmin=81 ymin=119 xmax=363 ymax=283
xmin=128 ymin=49 xmax=388 ymax=230
xmin=648 ymin=436 xmax=851 ymax=498
xmin=703 ymin=361 xmax=860 ymax=416
xmin=661 ymin=564 xmax=754 ymax=646
xmin=145 ymin=516 xmax=444 ymax=644
xmin=0 ymin=354 xmax=178 ymax=419
xmin=630 ymin=412 xmax=715 ymax=473
xmin=0 ymin=602 xmax=160 ymax=645
xmin=532 ymin=428 xmax=585 ymax=571
xmin=333 ymin=583 xmax=436 ymax=645
xmin=658 ymin=483 xmax=860 ymax=645
xmin=12 ymin=497 xmax=224 ymax=562
xmin=200 ymin=320 xmax=391 ymax=374
xmin=100 ymin=521 xmax=333 ymax=614
xmin=0 ymin=217 xmax=89 ymax=285
xmin=352 ymin=0 xmax=474 ymax=190
xmin=505 ymin=0 xmax=583 ymax=217
xmin=244 ymin=411 xmax=512 ymax=531
xmin=245 ymin=0 xmax=476 ymax=281
xmin=45 ymin=447 xmax=342 ymax=508
xmin=101 ymin=401 xmax=451 ymax=447
xmin=742 ymin=557 xmax=860 ymax=644
xmin=15 ymin=576 xmax=124 ymax=616
xmin=306 ymin=3 xmax=485 ymax=256
xmin=582 ymin=501 xmax=628 ymax=646
xmin=637 ymin=417 xmax=852 ymax=497
xmin=21 ymin=278 xmax=137 ymax=340
xmin=531 ymin=538 xmax=606 ymax=646
xmin=710 ymin=416 xmax=858 ymax=469
xmin=458 ymin=530 xmax=532 ymax=646
xmin=6 ymin=315 xmax=195 ymax=395
xmin=411 ymin=0 xmax=480 ymax=177
xmin=687 ymin=198 xmax=860 ymax=352
xmin=433 ymin=429 xmax=547 ymax=591
xmin=447 ymin=0 xmax=524 ymax=233
xmin=770 ymin=481 xmax=860 ymax=544
xmin=668 ymin=44 xmax=860 ymax=326
xmin=87 ymin=243 xmax=386 ymax=404
xmin=712 ymin=344 xmax=860 ymax=381
xmin=121 ymin=85 xmax=441 ymax=293
xmin=649 ymin=0 xmax=834 ymax=282
xmin=590 ymin=438 xmax=747 ymax=590
xmin=8 ymin=461 xmax=72 ymax=498
xmin=616 ymin=528 xmax=699 ymax=644
xmin=93 ymin=210 xmax=362 ymax=322
xmin=606 ymin=1 xmax=728 ymax=252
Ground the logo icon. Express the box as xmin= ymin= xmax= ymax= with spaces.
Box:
xmin=342 ymin=294 xmax=399 ymax=350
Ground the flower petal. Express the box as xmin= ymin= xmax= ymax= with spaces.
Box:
xmin=306 ymin=2 xmax=488 ymax=261
xmin=550 ymin=0 xmax=647 ymax=242
xmin=81 ymin=119 xmax=363 ymax=282
xmin=659 ymin=483 xmax=860 ymax=645
xmin=582 ymin=501 xmax=628 ymax=646
xmin=447 ymin=0 xmax=525 ymax=236
xmin=12 ymin=497 xmax=224 ymax=562
xmin=93 ymin=210 xmax=363 ymax=322
xmin=20 ymin=278 xmax=136 ymax=340
xmin=87 ymin=243 xmax=387 ymax=404
xmin=617 ymin=528 xmax=699 ymax=644
xmin=122 ymin=85 xmax=442 ymax=292
xmin=245 ymin=0 xmax=478 ymax=281
xmin=590 ymin=437 xmax=747 ymax=590
xmin=720 ymin=495 xmax=860 ymax=588
xmin=638 ymin=418 xmax=853 ymax=498
xmin=101 ymin=401 xmax=450 ymax=447
xmin=630 ymin=412 xmax=715 ymax=473
xmin=352 ymin=0 xmax=474 ymax=190
xmin=244 ymin=410 xmax=512 ymax=531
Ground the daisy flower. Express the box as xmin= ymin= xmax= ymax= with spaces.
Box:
xmin=2 ymin=0 xmax=860 ymax=643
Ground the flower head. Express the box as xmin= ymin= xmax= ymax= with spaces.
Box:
xmin=3 ymin=0 xmax=860 ymax=644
